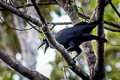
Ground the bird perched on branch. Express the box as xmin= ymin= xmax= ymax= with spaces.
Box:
xmin=39 ymin=19 xmax=107 ymax=60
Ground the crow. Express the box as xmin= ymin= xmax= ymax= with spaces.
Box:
xmin=39 ymin=20 xmax=107 ymax=60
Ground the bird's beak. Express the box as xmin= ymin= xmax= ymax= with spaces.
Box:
xmin=44 ymin=43 xmax=49 ymax=54
xmin=38 ymin=42 xmax=45 ymax=49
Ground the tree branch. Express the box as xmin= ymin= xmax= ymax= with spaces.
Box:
xmin=0 ymin=49 xmax=49 ymax=80
xmin=104 ymin=20 xmax=120 ymax=28
xmin=110 ymin=1 xmax=120 ymax=17
xmin=78 ymin=13 xmax=120 ymax=29
xmin=0 ymin=17 xmax=33 ymax=31
xmin=0 ymin=2 xmax=41 ymax=26
xmin=51 ymin=22 xmax=120 ymax=32
xmin=78 ymin=0 xmax=110 ymax=77
xmin=56 ymin=0 xmax=80 ymax=25
xmin=104 ymin=26 xmax=120 ymax=32
xmin=93 ymin=0 xmax=106 ymax=80
xmin=30 ymin=0 xmax=46 ymax=25
xmin=0 ymin=1 xmax=57 ymax=10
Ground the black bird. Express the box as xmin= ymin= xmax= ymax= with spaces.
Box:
xmin=39 ymin=20 xmax=107 ymax=60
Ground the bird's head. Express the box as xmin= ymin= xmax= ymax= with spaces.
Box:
xmin=39 ymin=38 xmax=49 ymax=54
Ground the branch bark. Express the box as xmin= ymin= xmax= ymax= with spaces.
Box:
xmin=56 ymin=0 xmax=80 ymax=25
xmin=93 ymin=0 xmax=106 ymax=80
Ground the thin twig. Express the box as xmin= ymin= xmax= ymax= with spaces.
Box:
xmin=27 ymin=21 xmax=42 ymax=33
xmin=9 ymin=0 xmax=19 ymax=8
xmin=110 ymin=1 xmax=120 ymax=17
xmin=0 ymin=2 xmax=57 ymax=10
xmin=78 ymin=12 xmax=120 ymax=28
xmin=51 ymin=22 xmax=120 ymax=32
xmin=104 ymin=26 xmax=120 ymax=32
xmin=30 ymin=0 xmax=47 ymax=25
xmin=0 ymin=17 xmax=32 ymax=31
xmin=104 ymin=20 xmax=120 ymax=28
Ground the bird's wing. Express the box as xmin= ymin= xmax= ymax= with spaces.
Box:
xmin=55 ymin=28 xmax=82 ymax=43
xmin=55 ymin=20 xmax=99 ymax=43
